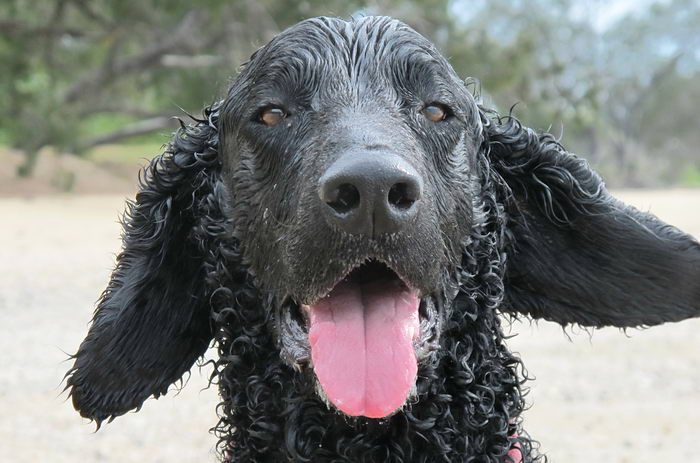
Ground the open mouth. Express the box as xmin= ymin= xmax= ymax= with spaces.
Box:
xmin=279 ymin=260 xmax=441 ymax=419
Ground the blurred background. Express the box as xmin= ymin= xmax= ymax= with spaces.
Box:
xmin=2 ymin=0 xmax=700 ymax=191
xmin=0 ymin=1 xmax=698 ymax=462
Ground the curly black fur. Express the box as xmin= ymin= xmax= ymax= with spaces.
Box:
xmin=66 ymin=16 xmax=700 ymax=462
xmin=205 ymin=125 xmax=538 ymax=462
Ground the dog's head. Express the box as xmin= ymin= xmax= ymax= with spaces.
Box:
xmin=67 ymin=16 xmax=700 ymax=424
xmin=219 ymin=17 xmax=481 ymax=417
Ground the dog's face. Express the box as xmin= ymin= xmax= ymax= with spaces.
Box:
xmin=219 ymin=17 xmax=481 ymax=417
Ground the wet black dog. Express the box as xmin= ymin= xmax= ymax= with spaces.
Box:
xmin=66 ymin=16 xmax=700 ymax=462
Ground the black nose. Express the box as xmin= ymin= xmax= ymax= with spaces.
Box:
xmin=319 ymin=152 xmax=423 ymax=236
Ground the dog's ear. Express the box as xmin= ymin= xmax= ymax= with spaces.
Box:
xmin=66 ymin=107 xmax=224 ymax=424
xmin=483 ymin=113 xmax=700 ymax=328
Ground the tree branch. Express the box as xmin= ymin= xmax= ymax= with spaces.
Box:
xmin=0 ymin=20 xmax=86 ymax=38
xmin=624 ymin=53 xmax=683 ymax=138
xmin=160 ymin=54 xmax=222 ymax=68
xmin=70 ymin=0 xmax=114 ymax=28
xmin=79 ymin=103 xmax=183 ymax=118
xmin=62 ymin=10 xmax=206 ymax=103
xmin=44 ymin=0 xmax=68 ymax=71
xmin=77 ymin=116 xmax=177 ymax=150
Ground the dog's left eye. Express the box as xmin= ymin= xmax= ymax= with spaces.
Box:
xmin=421 ymin=103 xmax=450 ymax=122
xmin=259 ymin=107 xmax=287 ymax=126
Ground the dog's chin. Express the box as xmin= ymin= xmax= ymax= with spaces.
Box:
xmin=277 ymin=260 xmax=443 ymax=419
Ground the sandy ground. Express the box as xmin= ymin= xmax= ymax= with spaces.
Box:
xmin=1 ymin=189 xmax=699 ymax=462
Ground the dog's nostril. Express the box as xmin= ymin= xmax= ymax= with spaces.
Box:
xmin=327 ymin=183 xmax=360 ymax=214
xmin=388 ymin=182 xmax=417 ymax=211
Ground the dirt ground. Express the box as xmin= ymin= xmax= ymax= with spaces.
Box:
xmin=0 ymin=148 xmax=140 ymax=197
xmin=1 ymin=189 xmax=699 ymax=462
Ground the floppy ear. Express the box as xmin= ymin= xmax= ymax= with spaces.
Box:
xmin=66 ymin=106 xmax=224 ymax=424
xmin=484 ymin=113 xmax=700 ymax=328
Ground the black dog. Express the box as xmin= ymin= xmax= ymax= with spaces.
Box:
xmin=67 ymin=16 xmax=700 ymax=462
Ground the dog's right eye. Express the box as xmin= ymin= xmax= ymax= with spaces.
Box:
xmin=259 ymin=107 xmax=287 ymax=126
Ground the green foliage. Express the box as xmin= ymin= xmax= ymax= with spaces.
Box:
xmin=680 ymin=165 xmax=700 ymax=187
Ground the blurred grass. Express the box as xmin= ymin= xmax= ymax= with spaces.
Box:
xmin=80 ymin=114 xmax=170 ymax=165
xmin=0 ymin=128 xmax=10 ymax=146
xmin=680 ymin=164 xmax=700 ymax=187
xmin=80 ymin=113 xmax=137 ymax=138
xmin=80 ymin=113 xmax=172 ymax=146
xmin=86 ymin=143 xmax=164 ymax=164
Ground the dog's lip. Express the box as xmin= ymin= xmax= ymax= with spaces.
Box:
xmin=301 ymin=259 xmax=419 ymax=308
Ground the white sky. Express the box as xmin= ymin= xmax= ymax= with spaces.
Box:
xmin=450 ymin=0 xmax=671 ymax=32
xmin=580 ymin=0 xmax=666 ymax=31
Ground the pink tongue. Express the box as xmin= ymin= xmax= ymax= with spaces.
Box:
xmin=305 ymin=278 xmax=419 ymax=418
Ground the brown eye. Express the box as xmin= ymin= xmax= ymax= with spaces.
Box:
xmin=421 ymin=104 xmax=448 ymax=122
xmin=260 ymin=107 xmax=287 ymax=126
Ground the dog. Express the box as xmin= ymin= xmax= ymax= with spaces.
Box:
xmin=66 ymin=16 xmax=700 ymax=462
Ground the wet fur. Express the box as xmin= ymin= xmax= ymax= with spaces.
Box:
xmin=66 ymin=16 xmax=700 ymax=462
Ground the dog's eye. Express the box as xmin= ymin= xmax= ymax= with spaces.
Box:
xmin=260 ymin=107 xmax=287 ymax=126
xmin=421 ymin=104 xmax=449 ymax=122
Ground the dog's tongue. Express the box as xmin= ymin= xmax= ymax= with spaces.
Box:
xmin=305 ymin=277 xmax=419 ymax=418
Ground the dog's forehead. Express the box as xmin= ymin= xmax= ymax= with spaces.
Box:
xmin=246 ymin=16 xmax=452 ymax=83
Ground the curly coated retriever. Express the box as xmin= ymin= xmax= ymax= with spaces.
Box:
xmin=66 ymin=16 xmax=700 ymax=462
